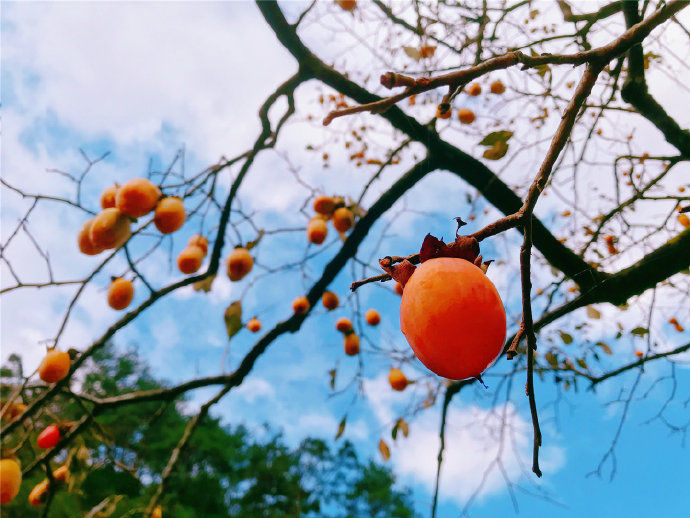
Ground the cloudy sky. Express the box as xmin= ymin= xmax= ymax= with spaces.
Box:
xmin=2 ymin=2 xmax=689 ymax=517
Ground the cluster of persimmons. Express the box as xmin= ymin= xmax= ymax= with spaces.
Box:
xmin=307 ymin=195 xmax=356 ymax=245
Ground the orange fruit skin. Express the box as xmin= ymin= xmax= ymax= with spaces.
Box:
xmin=154 ymin=197 xmax=186 ymax=234
xmin=151 ymin=506 xmax=163 ymax=518
xmin=89 ymin=208 xmax=131 ymax=250
xmin=188 ymin=235 xmax=208 ymax=256
xmin=336 ymin=0 xmax=356 ymax=10
xmin=344 ymin=333 xmax=360 ymax=355
xmin=400 ymin=258 xmax=506 ymax=380
xmin=28 ymin=479 xmax=48 ymax=506
xmin=322 ymin=291 xmax=339 ymax=311
xmin=678 ymin=214 xmax=690 ymax=228
xmin=457 ymin=108 xmax=475 ymax=124
xmin=77 ymin=219 xmax=104 ymax=255
xmin=490 ymin=80 xmax=505 ymax=94
xmin=332 ymin=207 xmax=354 ymax=233
xmin=313 ymin=196 xmax=336 ymax=216
xmin=38 ymin=350 xmax=71 ymax=384
xmin=365 ymin=309 xmax=380 ymax=326
xmin=307 ymin=218 xmax=328 ymax=245
xmin=100 ymin=185 xmax=119 ymax=209
xmin=388 ymin=368 xmax=408 ymax=391
xmin=52 ymin=466 xmax=69 ymax=483
xmin=436 ymin=106 xmax=451 ymax=119
xmin=116 ymin=178 xmax=161 ymax=218
xmin=2 ymin=403 xmax=27 ymax=422
xmin=177 ymin=246 xmax=204 ymax=274
xmin=227 ymin=248 xmax=253 ymax=281
xmin=0 ymin=458 xmax=22 ymax=504
xmin=467 ymin=83 xmax=482 ymax=96
xmin=108 ymin=278 xmax=134 ymax=310
xmin=394 ymin=282 xmax=404 ymax=296
xmin=336 ymin=317 xmax=353 ymax=333
xmin=292 ymin=296 xmax=310 ymax=315
xmin=247 ymin=318 xmax=261 ymax=333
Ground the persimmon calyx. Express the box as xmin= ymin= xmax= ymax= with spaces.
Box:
xmin=419 ymin=233 xmax=480 ymax=263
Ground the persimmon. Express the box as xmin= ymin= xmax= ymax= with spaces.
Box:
xmin=678 ymin=213 xmax=690 ymax=228
xmin=669 ymin=317 xmax=684 ymax=332
xmin=436 ymin=105 xmax=451 ymax=119
xmin=333 ymin=207 xmax=354 ymax=233
xmin=336 ymin=317 xmax=353 ymax=334
xmin=177 ymin=246 xmax=204 ymax=275
xmin=227 ymin=247 xmax=253 ymax=281
xmin=247 ymin=318 xmax=261 ymax=333
xmin=108 ymin=278 xmax=134 ymax=310
xmin=313 ymin=195 xmax=336 ymax=216
xmin=400 ymin=258 xmax=506 ymax=380
xmin=52 ymin=465 xmax=69 ymax=483
xmin=89 ymin=208 xmax=131 ymax=250
xmin=77 ymin=218 xmax=104 ymax=255
xmin=322 ymin=291 xmax=339 ymax=311
xmin=467 ymin=83 xmax=482 ymax=96
xmin=292 ymin=296 xmax=310 ymax=315
xmin=635 ymin=350 xmax=643 ymax=358
xmin=188 ymin=234 xmax=209 ymax=256
xmin=307 ymin=218 xmax=328 ymax=245
xmin=336 ymin=0 xmax=356 ymax=11
xmin=490 ymin=80 xmax=505 ymax=94
xmin=100 ymin=184 xmax=119 ymax=209
xmin=395 ymin=282 xmax=404 ymax=296
xmin=344 ymin=333 xmax=360 ymax=356
xmin=151 ymin=506 xmax=163 ymax=518
xmin=28 ymin=480 xmax=49 ymax=506
xmin=388 ymin=368 xmax=408 ymax=391
xmin=37 ymin=424 xmax=61 ymax=449
xmin=116 ymin=178 xmax=161 ymax=218
xmin=0 ymin=458 xmax=21 ymax=504
xmin=154 ymin=197 xmax=186 ymax=234
xmin=457 ymin=108 xmax=475 ymax=124
xmin=365 ymin=309 xmax=380 ymax=326
xmin=38 ymin=350 xmax=71 ymax=384
xmin=2 ymin=402 xmax=26 ymax=422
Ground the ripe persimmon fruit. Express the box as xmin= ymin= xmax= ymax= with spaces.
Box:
xmin=336 ymin=317 xmax=353 ymax=334
xmin=322 ymin=291 xmax=339 ymax=311
xmin=108 ymin=278 xmax=134 ymax=310
xmin=37 ymin=425 xmax=61 ymax=449
xmin=188 ymin=234 xmax=209 ymax=256
xmin=344 ymin=333 xmax=360 ymax=355
xmin=313 ymin=195 xmax=336 ymax=216
xmin=400 ymin=258 xmax=506 ymax=380
xmin=365 ymin=309 xmax=380 ymax=326
xmin=28 ymin=480 xmax=48 ymax=506
xmin=116 ymin=178 xmax=161 ymax=218
xmin=490 ymin=80 xmax=505 ymax=94
xmin=395 ymin=282 xmax=404 ymax=296
xmin=89 ymin=208 xmax=131 ymax=250
xmin=151 ymin=506 xmax=163 ymax=518
xmin=678 ymin=213 xmax=690 ymax=228
xmin=457 ymin=108 xmax=475 ymax=124
xmin=307 ymin=218 xmax=328 ymax=245
xmin=336 ymin=0 xmax=356 ymax=11
xmin=635 ymin=350 xmax=643 ymax=358
xmin=227 ymin=247 xmax=253 ymax=281
xmin=333 ymin=207 xmax=354 ymax=233
xmin=38 ymin=350 xmax=71 ymax=384
xmin=467 ymin=83 xmax=482 ymax=96
xmin=388 ymin=368 xmax=408 ymax=391
xmin=100 ymin=184 xmax=119 ymax=209
xmin=77 ymin=218 xmax=104 ymax=255
xmin=0 ymin=458 xmax=22 ymax=504
xmin=154 ymin=197 xmax=186 ymax=234
xmin=177 ymin=246 xmax=204 ymax=274
xmin=292 ymin=296 xmax=310 ymax=315
xmin=436 ymin=105 xmax=451 ymax=119
xmin=247 ymin=318 xmax=261 ymax=333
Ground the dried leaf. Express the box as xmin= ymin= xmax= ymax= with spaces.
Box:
xmin=193 ymin=274 xmax=216 ymax=292
xmin=328 ymin=369 xmax=337 ymax=390
xmin=482 ymin=141 xmax=509 ymax=160
xmin=586 ymin=306 xmax=601 ymax=319
xmin=378 ymin=438 xmax=391 ymax=461
xmin=545 ymin=351 xmax=558 ymax=368
xmin=400 ymin=419 xmax=409 ymax=438
xmin=558 ymin=330 xmax=573 ymax=344
xmin=335 ymin=415 xmax=347 ymax=440
xmin=244 ymin=231 xmax=265 ymax=251
xmin=403 ymin=46 xmax=422 ymax=61
xmin=596 ymin=341 xmax=613 ymax=355
xmin=478 ymin=130 xmax=514 ymax=146
xmin=224 ymin=301 xmax=243 ymax=340
xmin=576 ymin=358 xmax=588 ymax=370
xmin=631 ymin=327 xmax=649 ymax=337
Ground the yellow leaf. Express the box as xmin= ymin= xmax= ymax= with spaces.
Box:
xmin=403 ymin=46 xmax=422 ymax=61
xmin=193 ymin=274 xmax=216 ymax=292
xmin=586 ymin=306 xmax=601 ymax=319
xmin=378 ymin=439 xmax=391 ymax=461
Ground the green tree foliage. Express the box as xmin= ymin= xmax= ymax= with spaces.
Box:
xmin=1 ymin=345 xmax=415 ymax=517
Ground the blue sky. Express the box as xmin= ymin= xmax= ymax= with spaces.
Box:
xmin=2 ymin=1 xmax=689 ymax=517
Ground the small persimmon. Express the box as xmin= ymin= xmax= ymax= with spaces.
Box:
xmin=322 ymin=291 xmax=339 ymax=311
xmin=37 ymin=424 xmax=61 ymax=449
xmin=388 ymin=368 xmax=408 ymax=391
xmin=344 ymin=333 xmax=360 ymax=355
xmin=678 ymin=213 xmax=690 ymax=228
xmin=0 ymin=458 xmax=22 ymax=504
xmin=490 ymin=80 xmax=505 ymax=94
xmin=154 ymin=197 xmax=186 ymax=234
xmin=457 ymin=108 xmax=475 ymax=124
xmin=365 ymin=309 xmax=380 ymax=326
xmin=313 ymin=195 xmax=336 ymax=216
xmin=336 ymin=0 xmax=356 ymax=10
xmin=116 ymin=178 xmax=161 ymax=218
xmin=226 ymin=247 xmax=254 ymax=281
xmin=107 ymin=278 xmax=134 ymax=310
xmin=247 ymin=318 xmax=261 ymax=333
xmin=292 ymin=296 xmax=310 ymax=315
xmin=89 ymin=208 xmax=131 ymax=250
xmin=77 ymin=218 xmax=104 ymax=255
xmin=307 ymin=218 xmax=328 ymax=245
xmin=52 ymin=465 xmax=69 ymax=483
xmin=400 ymin=258 xmax=506 ymax=380
xmin=177 ymin=246 xmax=204 ymax=274
xmin=436 ymin=105 xmax=451 ymax=119
xmin=333 ymin=207 xmax=354 ymax=233
xmin=336 ymin=317 xmax=353 ymax=334
xmin=188 ymin=234 xmax=209 ymax=256
xmin=28 ymin=480 xmax=49 ymax=507
xmin=467 ymin=83 xmax=482 ymax=96
xmin=635 ymin=350 xmax=643 ymax=358
xmin=395 ymin=282 xmax=404 ymax=296
xmin=151 ymin=506 xmax=163 ymax=518
xmin=38 ymin=350 xmax=71 ymax=384
xmin=100 ymin=184 xmax=119 ymax=209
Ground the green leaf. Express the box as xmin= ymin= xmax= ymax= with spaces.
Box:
xmin=558 ymin=330 xmax=573 ymax=344
xmin=586 ymin=306 xmax=601 ymax=319
xmin=391 ymin=421 xmax=399 ymax=441
xmin=478 ymin=130 xmax=514 ymax=146
xmin=335 ymin=415 xmax=347 ymax=440
xmin=224 ymin=301 xmax=243 ymax=340
xmin=596 ymin=341 xmax=613 ymax=355
xmin=631 ymin=327 xmax=649 ymax=337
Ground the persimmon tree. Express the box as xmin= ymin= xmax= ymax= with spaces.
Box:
xmin=2 ymin=1 xmax=690 ymax=516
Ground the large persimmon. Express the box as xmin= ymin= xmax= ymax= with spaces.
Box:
xmin=0 ymin=458 xmax=21 ymax=504
xmin=400 ymin=257 xmax=506 ymax=380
